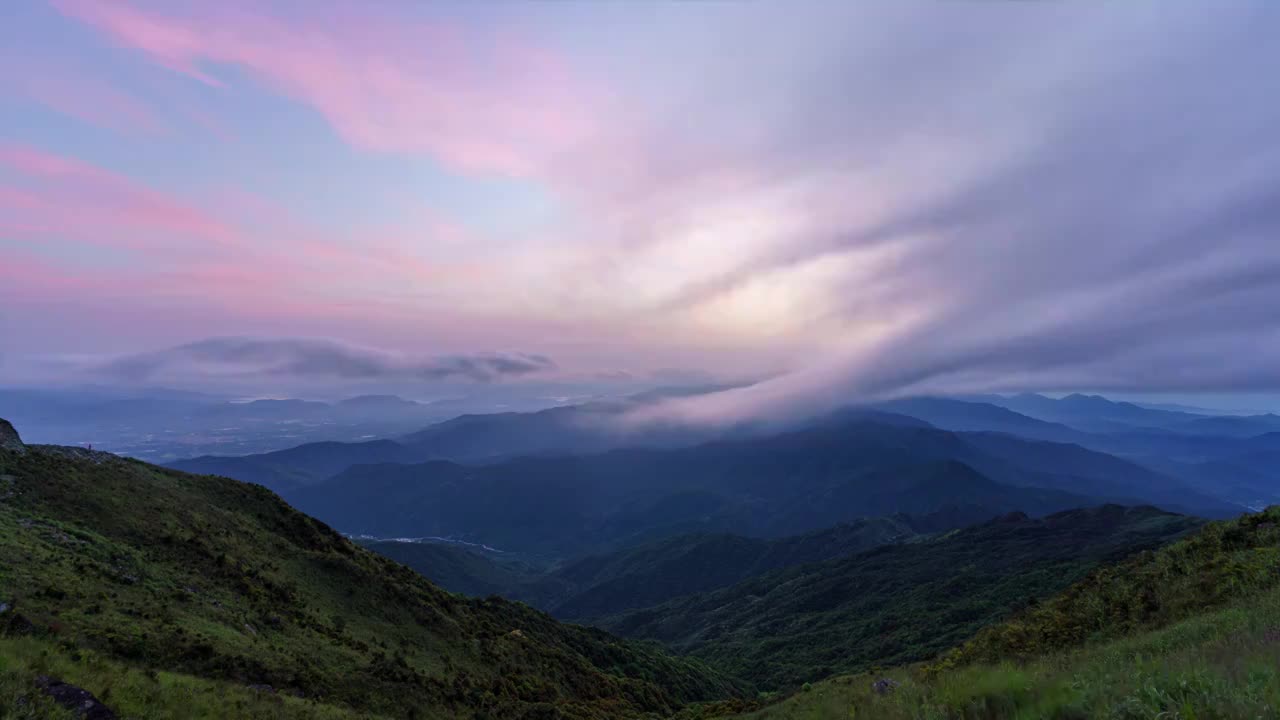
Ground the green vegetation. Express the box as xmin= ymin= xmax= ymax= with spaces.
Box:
xmin=714 ymin=507 xmax=1280 ymax=719
xmin=543 ymin=517 xmax=921 ymax=620
xmin=358 ymin=540 xmax=561 ymax=602
xmin=0 ymin=634 xmax=383 ymax=719
xmin=721 ymin=584 xmax=1280 ymax=712
xmin=943 ymin=506 xmax=1280 ymax=667
xmin=600 ymin=506 xmax=1201 ymax=690
xmin=720 ymin=584 xmax=1280 ymax=720
xmin=0 ymin=438 xmax=744 ymax=719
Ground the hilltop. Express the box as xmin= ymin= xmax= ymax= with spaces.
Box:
xmin=0 ymin=420 xmax=744 ymax=719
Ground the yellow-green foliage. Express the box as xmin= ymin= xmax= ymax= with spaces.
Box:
xmin=720 ymin=585 xmax=1280 ymax=719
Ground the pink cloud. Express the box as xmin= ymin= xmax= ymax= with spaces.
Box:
xmin=41 ymin=0 xmax=748 ymax=268
xmin=0 ymin=248 xmax=334 ymax=326
xmin=0 ymin=252 xmax=95 ymax=292
xmin=0 ymin=51 xmax=167 ymax=136
xmin=0 ymin=143 xmax=239 ymax=251
xmin=1 ymin=142 xmax=490 ymax=325
xmin=208 ymin=185 xmax=485 ymax=286
xmin=52 ymin=0 xmax=601 ymax=178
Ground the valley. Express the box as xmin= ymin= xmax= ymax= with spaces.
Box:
xmin=4 ymin=390 xmax=1280 ymax=718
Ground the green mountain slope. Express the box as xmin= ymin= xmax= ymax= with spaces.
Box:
xmin=721 ymin=506 xmax=1280 ymax=720
xmin=371 ymin=517 xmax=926 ymax=620
xmin=544 ymin=516 xmax=921 ymax=620
xmin=942 ymin=505 xmax=1280 ymax=667
xmin=358 ymin=540 xmax=557 ymax=602
xmin=721 ymin=587 xmax=1280 ymax=719
xmin=0 ymin=423 xmax=744 ymax=719
xmin=0 ymin=634 xmax=383 ymax=719
xmin=598 ymin=506 xmax=1201 ymax=690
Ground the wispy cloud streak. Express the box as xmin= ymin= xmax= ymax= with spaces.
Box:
xmin=100 ymin=337 xmax=556 ymax=384
xmin=51 ymin=0 xmax=597 ymax=177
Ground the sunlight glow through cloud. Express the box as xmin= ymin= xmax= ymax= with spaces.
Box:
xmin=2 ymin=0 xmax=1279 ymax=413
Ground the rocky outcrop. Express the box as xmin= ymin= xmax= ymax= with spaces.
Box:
xmin=31 ymin=445 xmax=119 ymax=465
xmin=0 ymin=419 xmax=25 ymax=455
xmin=872 ymin=678 xmax=899 ymax=694
xmin=35 ymin=676 xmax=117 ymax=719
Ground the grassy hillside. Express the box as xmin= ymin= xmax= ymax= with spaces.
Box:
xmin=599 ymin=506 xmax=1201 ymax=690
xmin=941 ymin=505 xmax=1280 ymax=667
xmin=0 ymin=430 xmax=744 ymax=719
xmin=718 ymin=507 xmax=1280 ymax=720
xmin=721 ymin=586 xmax=1280 ymax=719
xmin=0 ymin=634 xmax=385 ymax=719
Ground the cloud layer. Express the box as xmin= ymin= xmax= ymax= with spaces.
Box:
xmin=101 ymin=338 xmax=556 ymax=384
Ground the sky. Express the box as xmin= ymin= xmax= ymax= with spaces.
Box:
xmin=2 ymin=1 xmax=1279 ymax=416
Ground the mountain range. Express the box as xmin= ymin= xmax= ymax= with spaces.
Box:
xmin=5 ymin=387 xmax=1280 ymax=718
xmin=287 ymin=417 xmax=1227 ymax=559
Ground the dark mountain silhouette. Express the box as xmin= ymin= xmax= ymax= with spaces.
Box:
xmin=371 ymin=515 xmax=941 ymax=619
xmin=981 ymin=393 xmax=1202 ymax=432
xmin=875 ymin=397 xmax=1088 ymax=443
xmin=170 ymin=439 xmax=430 ymax=494
xmin=290 ymin=417 xmax=1226 ymax=558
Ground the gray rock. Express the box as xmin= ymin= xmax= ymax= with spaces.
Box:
xmin=872 ymin=678 xmax=899 ymax=695
xmin=31 ymin=445 xmax=118 ymax=465
xmin=0 ymin=419 xmax=25 ymax=455
xmin=2 ymin=612 xmax=35 ymax=636
xmin=35 ymin=676 xmax=117 ymax=719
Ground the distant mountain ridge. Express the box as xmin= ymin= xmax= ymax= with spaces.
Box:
xmin=167 ymin=394 xmax=734 ymax=495
xmin=289 ymin=416 xmax=1227 ymax=558
xmin=170 ymin=439 xmax=430 ymax=494
xmin=886 ymin=394 xmax=1280 ymax=507
xmin=976 ymin=392 xmax=1280 ymax=436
